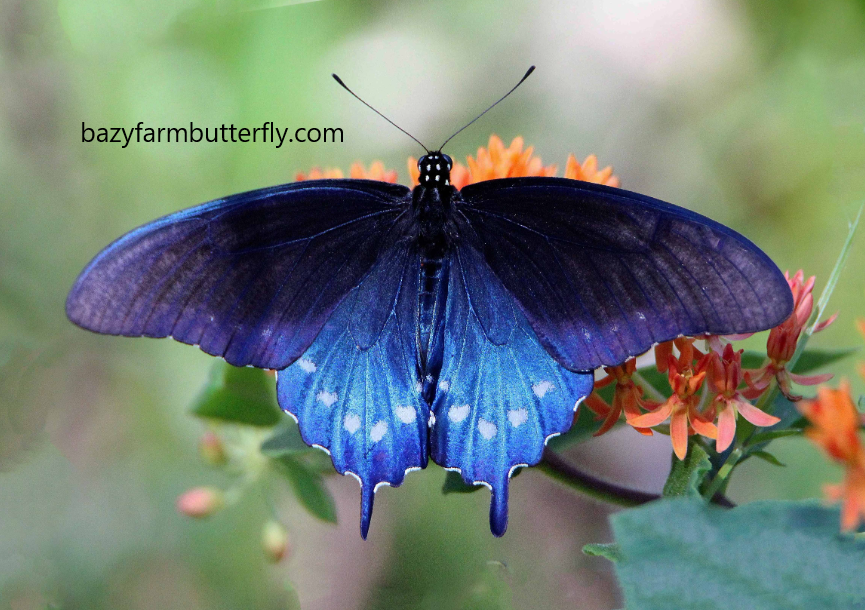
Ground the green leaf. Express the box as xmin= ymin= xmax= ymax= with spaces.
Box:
xmin=662 ymin=443 xmax=711 ymax=498
xmin=750 ymin=450 xmax=786 ymax=467
xmin=747 ymin=428 xmax=803 ymax=445
xmin=442 ymin=470 xmax=483 ymax=494
xmin=273 ymin=455 xmax=337 ymax=523
xmin=739 ymin=351 xmax=768 ymax=370
xmin=190 ymin=361 xmax=282 ymax=427
xmin=792 ymin=347 xmax=858 ymax=374
xmin=609 ymin=498 xmax=865 ymax=609
xmin=260 ymin=417 xmax=309 ymax=457
xmin=583 ymin=542 xmax=623 ymax=563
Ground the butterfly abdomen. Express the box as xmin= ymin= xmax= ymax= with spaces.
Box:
xmin=418 ymin=253 xmax=448 ymax=396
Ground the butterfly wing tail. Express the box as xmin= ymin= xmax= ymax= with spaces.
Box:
xmin=276 ymin=245 xmax=427 ymax=538
xmin=490 ymin=474 xmax=509 ymax=537
xmin=432 ymin=246 xmax=594 ymax=535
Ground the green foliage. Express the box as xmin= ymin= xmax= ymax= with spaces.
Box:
xmin=603 ymin=498 xmax=865 ymax=609
xmin=544 ymin=405 xmax=602 ymax=451
xmin=191 ymin=361 xmax=282 ymax=427
xmin=441 ymin=467 xmax=525 ymax=495
xmin=750 ymin=450 xmax=786 ymax=467
xmin=791 ymin=347 xmax=859 ymax=374
xmin=582 ymin=542 xmax=623 ymax=563
xmin=748 ymin=428 xmax=804 ymax=444
xmin=260 ymin=417 xmax=309 ymax=457
xmin=443 ymin=470 xmax=483 ymax=494
xmin=663 ymin=443 xmax=711 ymax=498
xmin=273 ymin=454 xmax=337 ymax=524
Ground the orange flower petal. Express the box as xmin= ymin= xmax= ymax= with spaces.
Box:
xmin=735 ymin=399 xmax=781 ymax=427
xmin=583 ymin=393 xmax=611 ymax=417
xmin=594 ymin=404 xmax=622 ymax=437
xmin=689 ymin=412 xmax=718 ymax=440
xmin=716 ymin=405 xmax=737 ymax=452
xmin=629 ymin=400 xmax=674 ymax=428
xmin=812 ymin=312 xmax=838 ymax=333
xmin=295 ymin=167 xmax=344 ymax=181
xmin=670 ymin=409 xmax=689 ymax=460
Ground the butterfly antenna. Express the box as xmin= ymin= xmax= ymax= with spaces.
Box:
xmin=332 ymin=74 xmax=430 ymax=153
xmin=438 ymin=66 xmax=535 ymax=151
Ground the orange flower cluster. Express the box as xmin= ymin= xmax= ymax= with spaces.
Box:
xmin=408 ymin=135 xmax=620 ymax=189
xmin=799 ymin=382 xmax=865 ymax=530
xmin=585 ymin=359 xmax=653 ymax=437
xmin=296 ymin=136 xmax=620 ymax=191
xmin=296 ymin=162 xmax=398 ymax=183
xmin=583 ymin=268 xmax=835 ymax=461
xmin=707 ymin=344 xmax=780 ymax=452
xmin=629 ymin=339 xmax=718 ymax=460
xmin=586 ymin=337 xmax=784 ymax=460
xmin=745 ymin=271 xmax=835 ymax=400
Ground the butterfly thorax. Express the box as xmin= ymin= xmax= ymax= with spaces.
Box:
xmin=413 ymin=151 xmax=455 ymax=257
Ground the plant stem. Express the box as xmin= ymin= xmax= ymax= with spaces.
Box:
xmin=540 ymin=449 xmax=734 ymax=508
xmin=703 ymin=447 xmax=743 ymax=500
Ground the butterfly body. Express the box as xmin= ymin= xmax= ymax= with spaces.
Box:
xmin=67 ymin=155 xmax=793 ymax=538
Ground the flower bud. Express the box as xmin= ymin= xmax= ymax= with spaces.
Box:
xmin=261 ymin=520 xmax=290 ymax=562
xmin=176 ymin=487 xmax=224 ymax=518
xmin=199 ymin=431 xmax=227 ymax=466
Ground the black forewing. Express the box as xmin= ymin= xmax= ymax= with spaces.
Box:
xmin=66 ymin=179 xmax=412 ymax=370
xmin=457 ymin=177 xmax=793 ymax=372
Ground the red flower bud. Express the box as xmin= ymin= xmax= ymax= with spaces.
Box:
xmin=176 ymin=487 xmax=224 ymax=518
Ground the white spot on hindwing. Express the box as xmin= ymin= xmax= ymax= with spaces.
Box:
xmin=448 ymin=404 xmax=470 ymax=423
xmin=370 ymin=420 xmax=388 ymax=442
xmin=478 ymin=419 xmax=497 ymax=440
xmin=415 ymin=381 xmax=423 ymax=393
xmin=508 ymin=408 xmax=528 ymax=428
xmin=395 ymin=406 xmax=416 ymax=424
xmin=532 ymin=380 xmax=554 ymax=398
xmin=343 ymin=413 xmax=360 ymax=434
xmin=438 ymin=380 xmax=450 ymax=392
xmin=317 ymin=390 xmax=338 ymax=407
xmin=298 ymin=358 xmax=317 ymax=373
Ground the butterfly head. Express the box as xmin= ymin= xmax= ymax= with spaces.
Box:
xmin=418 ymin=152 xmax=452 ymax=188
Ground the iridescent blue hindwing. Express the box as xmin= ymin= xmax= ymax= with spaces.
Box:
xmin=430 ymin=243 xmax=594 ymax=536
xmin=276 ymin=244 xmax=427 ymax=538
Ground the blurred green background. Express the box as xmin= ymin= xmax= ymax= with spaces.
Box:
xmin=1 ymin=0 xmax=864 ymax=608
